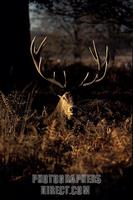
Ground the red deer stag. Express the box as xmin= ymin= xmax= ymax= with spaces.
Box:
xmin=30 ymin=36 xmax=108 ymax=129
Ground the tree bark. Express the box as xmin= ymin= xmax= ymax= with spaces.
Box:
xmin=0 ymin=0 xmax=34 ymax=92
xmin=73 ymin=19 xmax=82 ymax=63
xmin=107 ymin=23 xmax=120 ymax=65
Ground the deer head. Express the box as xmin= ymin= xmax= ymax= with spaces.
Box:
xmin=30 ymin=36 xmax=109 ymax=122
xmin=57 ymin=92 xmax=74 ymax=120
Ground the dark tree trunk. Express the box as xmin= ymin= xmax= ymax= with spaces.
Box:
xmin=73 ymin=19 xmax=82 ymax=63
xmin=107 ymin=23 xmax=120 ymax=66
xmin=0 ymin=0 xmax=34 ymax=92
xmin=73 ymin=29 xmax=81 ymax=62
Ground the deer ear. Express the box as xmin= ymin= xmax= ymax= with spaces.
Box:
xmin=57 ymin=95 xmax=61 ymax=99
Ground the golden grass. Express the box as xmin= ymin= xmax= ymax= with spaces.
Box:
xmin=0 ymin=88 xmax=132 ymax=182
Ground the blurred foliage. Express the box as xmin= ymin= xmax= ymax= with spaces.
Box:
xmin=30 ymin=0 xmax=133 ymax=28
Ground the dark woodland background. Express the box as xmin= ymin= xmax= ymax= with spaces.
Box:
xmin=0 ymin=0 xmax=133 ymax=92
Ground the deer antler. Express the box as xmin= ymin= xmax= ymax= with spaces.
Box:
xmin=79 ymin=40 xmax=109 ymax=87
xmin=30 ymin=36 xmax=66 ymax=88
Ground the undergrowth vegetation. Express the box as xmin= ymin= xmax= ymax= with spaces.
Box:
xmin=0 ymin=67 xmax=132 ymax=183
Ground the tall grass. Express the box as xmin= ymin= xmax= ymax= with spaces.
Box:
xmin=0 ymin=83 xmax=132 ymax=182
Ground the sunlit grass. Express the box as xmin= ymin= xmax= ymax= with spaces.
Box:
xmin=0 ymin=82 xmax=132 ymax=182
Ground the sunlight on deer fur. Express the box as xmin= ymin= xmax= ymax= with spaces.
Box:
xmin=43 ymin=92 xmax=74 ymax=131
xmin=57 ymin=92 xmax=74 ymax=120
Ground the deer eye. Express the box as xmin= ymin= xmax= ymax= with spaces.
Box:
xmin=70 ymin=107 xmax=73 ymax=112
xmin=63 ymin=96 xmax=67 ymax=100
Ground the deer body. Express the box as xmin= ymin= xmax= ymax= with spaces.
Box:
xmin=30 ymin=36 xmax=109 ymax=129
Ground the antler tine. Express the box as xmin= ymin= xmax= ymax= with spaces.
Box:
xmin=30 ymin=37 xmax=45 ymax=79
xmin=30 ymin=36 xmax=65 ymax=89
xmin=63 ymin=70 xmax=67 ymax=88
xmin=89 ymin=40 xmax=101 ymax=71
xmin=95 ymin=45 xmax=108 ymax=82
xmin=79 ymin=72 xmax=89 ymax=86
xmin=90 ymin=41 xmax=109 ymax=83
xmin=82 ymin=74 xmax=99 ymax=86
xmin=79 ymin=41 xmax=108 ymax=87
xmin=101 ymin=45 xmax=108 ymax=68
xmin=53 ymin=71 xmax=55 ymax=79
xmin=36 ymin=36 xmax=47 ymax=54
